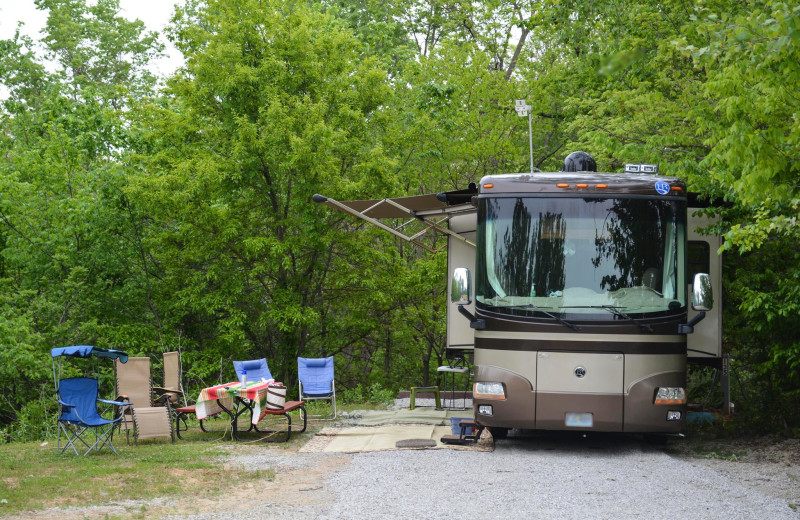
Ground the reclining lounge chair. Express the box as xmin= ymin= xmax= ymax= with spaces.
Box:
xmin=114 ymin=357 xmax=174 ymax=444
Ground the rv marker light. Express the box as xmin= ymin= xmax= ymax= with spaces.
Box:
xmin=483 ymin=183 xmax=494 ymax=189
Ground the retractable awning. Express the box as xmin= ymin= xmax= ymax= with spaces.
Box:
xmin=313 ymin=187 xmax=477 ymax=253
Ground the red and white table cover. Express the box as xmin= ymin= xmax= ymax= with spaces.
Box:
xmin=195 ymin=380 xmax=279 ymax=425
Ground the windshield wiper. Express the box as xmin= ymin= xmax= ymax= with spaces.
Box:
xmin=496 ymin=304 xmax=581 ymax=332
xmin=563 ymin=305 xmax=653 ymax=333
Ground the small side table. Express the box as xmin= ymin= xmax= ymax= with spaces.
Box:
xmin=437 ymin=365 xmax=469 ymax=410
xmin=409 ymin=386 xmax=441 ymax=410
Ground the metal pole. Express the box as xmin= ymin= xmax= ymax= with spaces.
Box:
xmin=722 ymin=352 xmax=732 ymax=415
xmin=515 ymin=99 xmax=534 ymax=174
xmin=528 ymin=111 xmax=534 ymax=175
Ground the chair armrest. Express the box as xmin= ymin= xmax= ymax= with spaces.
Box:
xmin=57 ymin=399 xmax=75 ymax=410
xmin=153 ymin=387 xmax=183 ymax=406
xmin=99 ymin=398 xmax=131 ymax=407
xmin=153 ymin=386 xmax=182 ymax=396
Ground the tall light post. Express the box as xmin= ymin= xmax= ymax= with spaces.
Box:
xmin=515 ymin=99 xmax=534 ymax=174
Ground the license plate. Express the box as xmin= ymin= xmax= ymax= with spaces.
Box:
xmin=565 ymin=412 xmax=593 ymax=428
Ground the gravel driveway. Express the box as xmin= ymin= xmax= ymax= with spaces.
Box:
xmin=188 ymin=428 xmax=796 ymax=520
xmin=317 ymin=431 xmax=799 ymax=520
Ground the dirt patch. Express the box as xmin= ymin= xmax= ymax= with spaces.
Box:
xmin=158 ymin=450 xmax=353 ymax=519
xmin=667 ymin=432 xmax=800 ymax=505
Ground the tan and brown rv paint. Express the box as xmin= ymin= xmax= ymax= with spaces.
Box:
xmin=314 ymin=163 xmax=721 ymax=437
xmin=459 ymin=171 xmax=714 ymax=436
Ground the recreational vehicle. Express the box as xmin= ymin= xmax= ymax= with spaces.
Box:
xmin=314 ymin=152 xmax=723 ymax=437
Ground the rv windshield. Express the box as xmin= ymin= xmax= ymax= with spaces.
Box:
xmin=476 ymin=196 xmax=686 ymax=318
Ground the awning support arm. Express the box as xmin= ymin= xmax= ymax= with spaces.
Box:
xmin=381 ymin=198 xmax=475 ymax=247
xmin=314 ymin=195 xmax=436 ymax=253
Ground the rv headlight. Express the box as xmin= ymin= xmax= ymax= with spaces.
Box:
xmin=474 ymin=382 xmax=505 ymax=400
xmin=654 ymin=387 xmax=686 ymax=405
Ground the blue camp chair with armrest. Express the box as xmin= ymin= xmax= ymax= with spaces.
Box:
xmin=56 ymin=377 xmax=131 ymax=456
xmin=298 ymin=356 xmax=336 ymax=418
xmin=233 ymin=358 xmax=273 ymax=383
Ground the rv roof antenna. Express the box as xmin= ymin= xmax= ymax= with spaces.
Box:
xmin=515 ymin=99 xmax=534 ymax=175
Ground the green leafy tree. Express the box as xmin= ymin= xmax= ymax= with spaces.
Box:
xmin=0 ymin=0 xmax=164 ymax=431
xmin=678 ymin=2 xmax=800 ymax=432
xmin=126 ymin=0 xmax=402 ymax=387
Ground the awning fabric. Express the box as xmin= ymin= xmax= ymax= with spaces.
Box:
xmin=50 ymin=345 xmax=129 ymax=363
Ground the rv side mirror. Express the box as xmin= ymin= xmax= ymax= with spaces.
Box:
xmin=451 ymin=267 xmax=472 ymax=305
xmin=691 ymin=273 xmax=713 ymax=312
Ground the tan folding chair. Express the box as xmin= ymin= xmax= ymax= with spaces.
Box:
xmin=114 ymin=357 xmax=174 ymax=444
xmin=156 ymin=351 xmax=224 ymax=440
xmin=154 ymin=351 xmax=186 ymax=406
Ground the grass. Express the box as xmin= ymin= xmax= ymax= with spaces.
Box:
xmin=0 ymin=440 xmax=222 ymax=515
xmin=0 ymin=399 xmax=392 ymax=516
xmin=689 ymin=444 xmax=748 ymax=461
xmin=0 ymin=409 xmax=328 ymax=516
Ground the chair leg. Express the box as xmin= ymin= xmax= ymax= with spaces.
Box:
xmin=58 ymin=422 xmax=119 ymax=456
xmin=175 ymin=412 xmax=183 ymax=440
xmin=91 ymin=424 xmax=119 ymax=455
xmin=297 ymin=407 xmax=307 ymax=433
xmin=57 ymin=422 xmax=64 ymax=455
xmin=299 ymin=396 xmax=336 ymax=420
xmin=58 ymin=423 xmax=82 ymax=456
xmin=175 ymin=411 xmax=189 ymax=440
xmin=175 ymin=410 xmax=209 ymax=439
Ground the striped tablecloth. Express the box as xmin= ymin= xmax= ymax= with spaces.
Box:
xmin=195 ymin=380 xmax=279 ymax=425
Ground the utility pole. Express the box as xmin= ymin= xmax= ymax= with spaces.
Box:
xmin=515 ymin=99 xmax=534 ymax=174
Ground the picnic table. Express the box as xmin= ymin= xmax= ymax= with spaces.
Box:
xmin=194 ymin=381 xmax=306 ymax=442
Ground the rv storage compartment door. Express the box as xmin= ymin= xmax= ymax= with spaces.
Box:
xmin=536 ymin=352 xmax=624 ymax=431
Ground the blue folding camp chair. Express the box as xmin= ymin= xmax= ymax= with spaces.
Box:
xmin=298 ymin=356 xmax=336 ymax=418
xmin=51 ymin=345 xmax=131 ymax=456
xmin=233 ymin=358 xmax=273 ymax=383
xmin=56 ymin=377 xmax=130 ymax=456
xmin=231 ymin=358 xmax=274 ymax=429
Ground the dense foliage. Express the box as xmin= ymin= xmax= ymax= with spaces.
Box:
xmin=1 ymin=0 xmax=798 ymax=438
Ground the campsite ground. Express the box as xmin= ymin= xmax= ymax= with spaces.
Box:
xmin=665 ymin=429 xmax=800 ymax=507
xmin=3 ymin=421 xmax=798 ymax=519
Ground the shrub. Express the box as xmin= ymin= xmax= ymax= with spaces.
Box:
xmin=1 ymin=396 xmax=57 ymax=443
